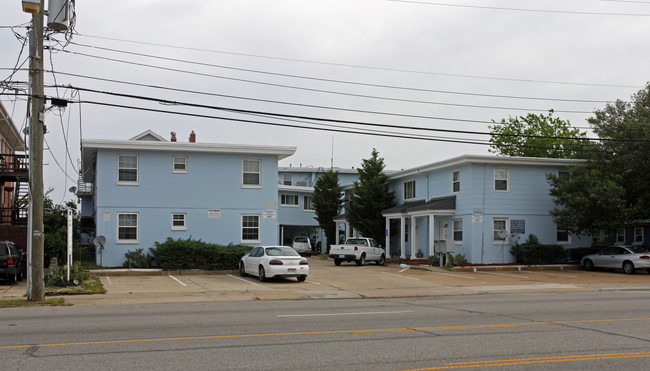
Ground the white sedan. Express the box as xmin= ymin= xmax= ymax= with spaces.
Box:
xmin=240 ymin=246 xmax=309 ymax=282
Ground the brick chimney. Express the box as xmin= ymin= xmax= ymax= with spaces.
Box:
xmin=170 ymin=132 xmax=177 ymax=142
xmin=189 ymin=130 xmax=196 ymax=143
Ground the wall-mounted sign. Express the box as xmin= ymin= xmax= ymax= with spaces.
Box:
xmin=510 ymin=219 xmax=525 ymax=234
xmin=264 ymin=209 xmax=277 ymax=219
xmin=208 ymin=209 xmax=221 ymax=219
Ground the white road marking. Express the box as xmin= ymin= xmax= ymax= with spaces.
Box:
xmin=307 ymin=280 xmax=321 ymax=285
xmin=428 ymin=271 xmax=476 ymax=279
xmin=520 ymin=270 xmax=579 ymax=278
xmin=227 ymin=274 xmax=260 ymax=286
xmin=278 ymin=310 xmax=413 ymax=318
xmin=475 ymin=271 xmax=530 ymax=279
xmin=105 ymin=276 xmax=112 ymax=285
xmin=382 ymin=272 xmax=420 ymax=280
xmin=168 ymin=275 xmax=188 ymax=286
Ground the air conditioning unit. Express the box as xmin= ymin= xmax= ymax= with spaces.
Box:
xmin=297 ymin=181 xmax=308 ymax=187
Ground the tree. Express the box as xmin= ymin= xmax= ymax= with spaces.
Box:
xmin=547 ymin=83 xmax=650 ymax=235
xmin=312 ymin=169 xmax=343 ymax=253
xmin=43 ymin=190 xmax=80 ymax=265
xmin=345 ymin=149 xmax=395 ymax=245
xmin=489 ymin=110 xmax=590 ymax=158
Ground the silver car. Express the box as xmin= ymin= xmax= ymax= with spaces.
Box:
xmin=581 ymin=245 xmax=650 ymax=274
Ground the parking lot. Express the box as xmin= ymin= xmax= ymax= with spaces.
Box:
xmin=2 ymin=257 xmax=650 ymax=305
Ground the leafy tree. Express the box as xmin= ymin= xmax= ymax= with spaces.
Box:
xmin=345 ymin=149 xmax=395 ymax=245
xmin=547 ymin=83 xmax=650 ymax=234
xmin=489 ymin=110 xmax=590 ymax=158
xmin=312 ymin=169 xmax=343 ymax=253
xmin=43 ymin=190 xmax=80 ymax=265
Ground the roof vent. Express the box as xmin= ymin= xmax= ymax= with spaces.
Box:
xmin=189 ymin=130 xmax=196 ymax=143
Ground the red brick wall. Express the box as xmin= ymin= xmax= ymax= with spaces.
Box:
xmin=0 ymin=225 xmax=27 ymax=252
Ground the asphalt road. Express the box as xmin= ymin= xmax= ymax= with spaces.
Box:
xmin=2 ymin=290 xmax=650 ymax=370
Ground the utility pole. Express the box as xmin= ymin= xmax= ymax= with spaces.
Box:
xmin=26 ymin=0 xmax=45 ymax=301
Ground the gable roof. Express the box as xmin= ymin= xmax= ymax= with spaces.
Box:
xmin=129 ymin=130 xmax=167 ymax=142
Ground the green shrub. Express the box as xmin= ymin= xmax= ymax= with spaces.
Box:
xmin=46 ymin=262 xmax=89 ymax=286
xmin=510 ymin=235 xmax=568 ymax=265
xmin=445 ymin=253 xmax=467 ymax=267
xmin=428 ymin=255 xmax=440 ymax=267
xmin=568 ymin=246 xmax=603 ymax=262
xmin=123 ymin=249 xmax=154 ymax=268
xmin=150 ymin=237 xmax=254 ymax=270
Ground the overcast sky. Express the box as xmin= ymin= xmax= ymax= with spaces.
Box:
xmin=1 ymin=0 xmax=649 ymax=204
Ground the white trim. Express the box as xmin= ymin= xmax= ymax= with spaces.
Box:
xmin=452 ymin=170 xmax=461 ymax=193
xmin=493 ymin=218 xmax=509 ymax=243
xmin=129 ymin=129 xmax=168 ymax=142
xmin=117 ymin=212 xmax=139 ymax=243
xmin=242 ymin=159 xmax=262 ymax=187
xmin=282 ymin=173 xmax=292 ymax=186
xmin=280 ymin=194 xmax=299 ymax=207
xmin=172 ymin=155 xmax=188 ymax=174
xmin=615 ymin=228 xmax=625 ymax=245
xmin=171 ymin=212 xmax=187 ymax=231
xmin=634 ymin=227 xmax=644 ymax=245
xmin=556 ymin=226 xmax=571 ymax=245
xmin=452 ymin=218 xmax=463 ymax=244
xmin=403 ymin=180 xmax=416 ymax=200
xmin=241 ymin=214 xmax=261 ymax=243
xmin=493 ymin=167 xmax=509 ymax=192
xmin=117 ymin=154 xmax=139 ymax=185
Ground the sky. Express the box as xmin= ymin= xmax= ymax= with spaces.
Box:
xmin=1 ymin=0 xmax=649 ymax=204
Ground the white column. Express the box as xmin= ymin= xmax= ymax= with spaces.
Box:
xmin=385 ymin=217 xmax=391 ymax=258
xmin=411 ymin=215 xmax=417 ymax=258
xmin=400 ymin=216 xmax=406 ymax=259
xmin=429 ymin=214 xmax=435 ymax=257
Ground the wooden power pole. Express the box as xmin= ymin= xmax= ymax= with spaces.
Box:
xmin=28 ymin=0 xmax=45 ymax=301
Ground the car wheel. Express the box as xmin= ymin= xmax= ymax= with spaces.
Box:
xmin=622 ymin=261 xmax=635 ymax=274
xmin=355 ymin=254 xmax=365 ymax=266
xmin=239 ymin=262 xmax=247 ymax=277
xmin=377 ymin=254 xmax=385 ymax=266
xmin=297 ymin=275 xmax=306 ymax=282
xmin=8 ymin=270 xmax=17 ymax=285
xmin=258 ymin=266 xmax=267 ymax=282
xmin=583 ymin=259 xmax=594 ymax=271
xmin=334 ymin=259 xmax=342 ymax=266
xmin=647 ymin=268 xmax=650 ymax=275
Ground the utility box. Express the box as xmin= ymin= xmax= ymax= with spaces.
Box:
xmin=434 ymin=240 xmax=454 ymax=253
xmin=47 ymin=0 xmax=70 ymax=31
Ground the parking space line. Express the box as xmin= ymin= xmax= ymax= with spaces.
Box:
xmin=476 ymin=271 xmax=530 ymax=279
xmin=382 ymin=272 xmax=420 ymax=280
xmin=429 ymin=271 xmax=476 ymax=279
xmin=226 ymin=274 xmax=260 ymax=286
xmin=105 ymin=276 xmax=112 ymax=285
xmin=169 ymin=275 xmax=188 ymax=286
xmin=520 ymin=270 xmax=579 ymax=278
xmin=307 ymin=280 xmax=321 ymax=285
xmin=277 ymin=310 xmax=413 ymax=318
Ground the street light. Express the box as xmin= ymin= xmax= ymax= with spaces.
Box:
xmin=21 ymin=0 xmax=41 ymax=14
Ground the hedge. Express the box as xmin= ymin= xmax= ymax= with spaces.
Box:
xmin=150 ymin=237 xmax=254 ymax=270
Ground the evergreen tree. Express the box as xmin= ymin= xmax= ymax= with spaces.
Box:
xmin=345 ymin=149 xmax=395 ymax=245
xmin=312 ymin=169 xmax=343 ymax=253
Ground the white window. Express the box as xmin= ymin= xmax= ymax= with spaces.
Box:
xmin=281 ymin=194 xmax=299 ymax=206
xmin=557 ymin=226 xmax=570 ymax=244
xmin=634 ymin=227 xmax=644 ymax=244
xmin=558 ymin=170 xmax=570 ymax=182
xmin=117 ymin=154 xmax=138 ymax=184
xmin=304 ymin=196 xmax=314 ymax=211
xmin=452 ymin=170 xmax=461 ymax=193
xmin=172 ymin=213 xmax=187 ymax=230
xmin=117 ymin=213 xmax=138 ymax=243
xmin=404 ymin=180 xmax=415 ymax=200
xmin=591 ymin=230 xmax=601 ymax=243
xmin=453 ymin=219 xmax=462 ymax=243
xmin=616 ymin=228 xmax=625 ymax=244
xmin=493 ymin=218 xmax=508 ymax=241
xmin=283 ymin=174 xmax=292 ymax=186
xmin=242 ymin=159 xmax=261 ymax=187
xmin=494 ymin=168 xmax=509 ymax=192
xmin=241 ymin=214 xmax=260 ymax=243
xmin=172 ymin=156 xmax=187 ymax=173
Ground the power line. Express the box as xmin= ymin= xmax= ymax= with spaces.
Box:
xmin=74 ymin=33 xmax=642 ymax=89
xmin=48 ymin=48 xmax=596 ymax=114
xmin=44 ymin=86 xmax=648 ymax=143
xmin=67 ymin=42 xmax=613 ymax=104
xmin=388 ymin=0 xmax=650 ymax=16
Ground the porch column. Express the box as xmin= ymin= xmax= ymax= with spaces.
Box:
xmin=400 ymin=216 xmax=406 ymax=259
xmin=411 ymin=215 xmax=417 ymax=258
xmin=280 ymin=225 xmax=284 ymax=246
xmin=385 ymin=217 xmax=391 ymax=258
xmin=429 ymin=214 xmax=435 ymax=257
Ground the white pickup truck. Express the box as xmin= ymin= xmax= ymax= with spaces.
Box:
xmin=328 ymin=237 xmax=386 ymax=266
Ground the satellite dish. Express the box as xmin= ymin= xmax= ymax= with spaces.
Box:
xmin=510 ymin=233 xmax=521 ymax=243
xmin=93 ymin=235 xmax=106 ymax=248
xmin=498 ymin=230 xmax=509 ymax=239
xmin=68 ymin=186 xmax=77 ymax=193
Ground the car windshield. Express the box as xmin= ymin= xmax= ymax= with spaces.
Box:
xmin=265 ymin=247 xmax=300 ymax=256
